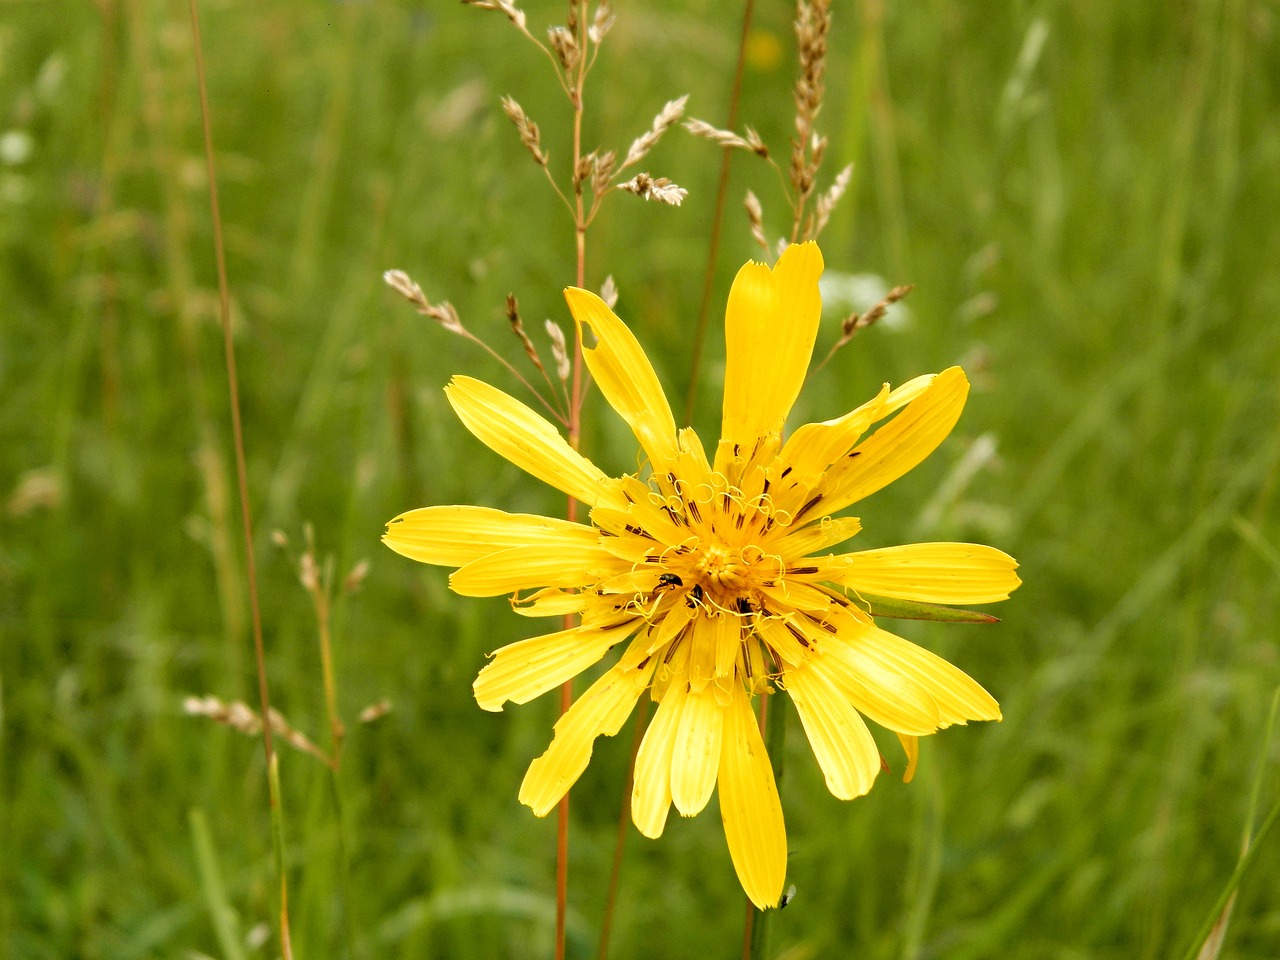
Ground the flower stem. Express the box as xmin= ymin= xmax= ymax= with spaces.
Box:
xmin=683 ymin=0 xmax=756 ymax=428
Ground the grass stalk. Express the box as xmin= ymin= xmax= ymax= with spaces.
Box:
xmin=1187 ymin=686 xmax=1280 ymax=960
xmin=682 ymin=0 xmax=756 ymax=428
xmin=189 ymin=808 xmax=247 ymax=960
xmin=558 ymin=3 xmax=592 ymax=956
xmin=596 ymin=697 xmax=652 ymax=960
xmin=186 ymin=0 xmax=291 ymax=949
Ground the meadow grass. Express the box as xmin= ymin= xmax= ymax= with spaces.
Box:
xmin=2 ymin=1 xmax=1278 ymax=957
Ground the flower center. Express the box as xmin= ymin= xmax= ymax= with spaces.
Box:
xmin=697 ymin=541 xmax=749 ymax=593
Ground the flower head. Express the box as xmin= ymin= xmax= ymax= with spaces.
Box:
xmin=384 ymin=242 xmax=1020 ymax=908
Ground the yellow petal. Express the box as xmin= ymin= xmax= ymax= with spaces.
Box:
xmin=718 ymin=688 xmax=786 ymax=910
xmin=472 ymin=620 xmax=638 ymax=711
xmin=897 ymin=733 xmax=919 ymax=784
xmin=817 ymin=636 xmax=944 ymax=735
xmin=565 ymin=287 xmax=680 ymax=472
xmin=844 ymin=622 xmax=1001 ymax=728
xmin=721 ymin=242 xmax=824 ymax=448
xmin=632 ymin=682 xmax=686 ymax=838
xmin=519 ymin=658 xmax=654 ymax=816
xmin=670 ymin=685 xmax=725 ymax=816
xmin=383 ymin=505 xmax=599 ymax=568
xmin=785 ymin=661 xmax=880 ymax=800
xmin=754 ymin=616 xmax=813 ymax=668
xmin=775 ymin=383 xmax=890 ymax=482
xmin=836 ymin=542 xmax=1021 ymax=604
xmin=445 ymin=376 xmax=624 ymax=509
xmin=511 ymin=588 xmax=589 ymax=618
xmin=776 ymin=516 xmax=863 ymax=558
xmin=823 ymin=366 xmax=969 ymax=513
xmin=449 ymin=543 xmax=621 ymax=597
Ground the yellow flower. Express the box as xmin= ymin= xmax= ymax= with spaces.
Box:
xmin=384 ymin=242 xmax=1020 ymax=908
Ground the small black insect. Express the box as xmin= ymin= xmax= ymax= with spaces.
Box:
xmin=658 ymin=572 xmax=684 ymax=588
xmin=685 ymin=583 xmax=705 ymax=607
xmin=779 ymin=884 xmax=797 ymax=909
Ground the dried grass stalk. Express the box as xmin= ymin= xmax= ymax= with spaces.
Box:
xmin=501 ymin=96 xmax=549 ymax=167
xmin=806 ymin=162 xmax=852 ymax=239
xmin=791 ymin=0 xmax=832 ymax=206
xmin=463 ymin=0 xmax=527 ymax=32
xmin=545 ymin=319 xmax=571 ymax=382
xmin=744 ymin=190 xmax=769 ymax=254
xmin=621 ymin=95 xmax=689 ymax=169
xmin=684 ymin=119 xmax=769 ymax=159
xmin=506 ymin=293 xmax=546 ymax=372
xmin=383 ymin=269 xmax=466 ymax=335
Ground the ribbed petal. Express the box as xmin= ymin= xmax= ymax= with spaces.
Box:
xmin=721 ymin=242 xmax=824 ymax=448
xmin=812 ymin=631 xmax=943 ymax=735
xmin=785 ymin=660 xmax=880 ymax=800
xmin=718 ymin=688 xmax=787 ymax=910
xmin=565 ymin=287 xmax=679 ymax=472
xmin=835 ymin=542 xmax=1021 ymax=604
xmin=445 ymin=376 xmax=623 ymax=509
xmin=776 ymin=516 xmax=863 ymax=558
xmin=449 ymin=543 xmax=620 ymax=597
xmin=843 ymin=622 xmax=1001 ymax=728
xmin=472 ymin=620 xmax=638 ymax=711
xmin=511 ymin=588 xmax=589 ymax=618
xmin=775 ymin=383 xmax=889 ymax=481
xmin=383 ymin=505 xmax=599 ymax=568
xmin=670 ymin=685 xmax=725 ymax=816
xmin=519 ymin=657 xmax=654 ymax=816
xmin=822 ymin=366 xmax=969 ymax=513
xmin=632 ymin=682 xmax=686 ymax=838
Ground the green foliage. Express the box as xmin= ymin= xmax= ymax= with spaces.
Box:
xmin=2 ymin=1 xmax=1278 ymax=957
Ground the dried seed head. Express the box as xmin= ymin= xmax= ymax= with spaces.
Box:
xmin=618 ymin=172 xmax=688 ymax=206
xmin=343 ymin=558 xmax=370 ymax=594
xmin=358 ymin=700 xmax=394 ymax=724
xmin=744 ymin=190 xmax=769 ymax=254
xmin=383 ymin=270 xmax=467 ymax=336
xmin=547 ymin=25 xmax=580 ymax=72
xmin=507 ymin=293 xmax=545 ymax=372
xmin=600 ymin=275 xmax=618 ymax=310
xmin=500 ymin=96 xmax=549 ymax=167
xmin=463 ymin=0 xmax=527 ymax=32
xmin=271 ymin=529 xmax=290 ymax=549
xmin=591 ymin=149 xmax=617 ymax=199
xmin=683 ymin=119 xmax=768 ymax=159
xmin=807 ymin=162 xmax=852 ymax=239
xmin=791 ymin=1 xmax=832 ymax=200
xmin=299 ymin=551 xmax=320 ymax=592
xmin=545 ymin=319 xmax=571 ymax=382
xmin=589 ymin=1 xmax=615 ymax=44
xmin=184 ymin=695 xmax=262 ymax=736
xmin=622 ymin=95 xmax=689 ymax=169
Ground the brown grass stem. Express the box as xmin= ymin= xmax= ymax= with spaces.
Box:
xmin=187 ymin=0 xmax=291 ymax=951
xmin=557 ymin=4 xmax=592 ymax=957
xmin=596 ymin=696 xmax=652 ymax=959
xmin=683 ymin=0 xmax=756 ymax=428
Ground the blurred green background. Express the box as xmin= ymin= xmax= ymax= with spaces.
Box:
xmin=3 ymin=0 xmax=1279 ymax=957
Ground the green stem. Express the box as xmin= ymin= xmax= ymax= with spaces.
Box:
xmin=190 ymin=808 xmax=247 ymax=960
xmin=1180 ymin=686 xmax=1280 ymax=960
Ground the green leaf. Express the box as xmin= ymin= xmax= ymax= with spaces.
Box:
xmin=860 ymin=593 xmax=1000 ymax=624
